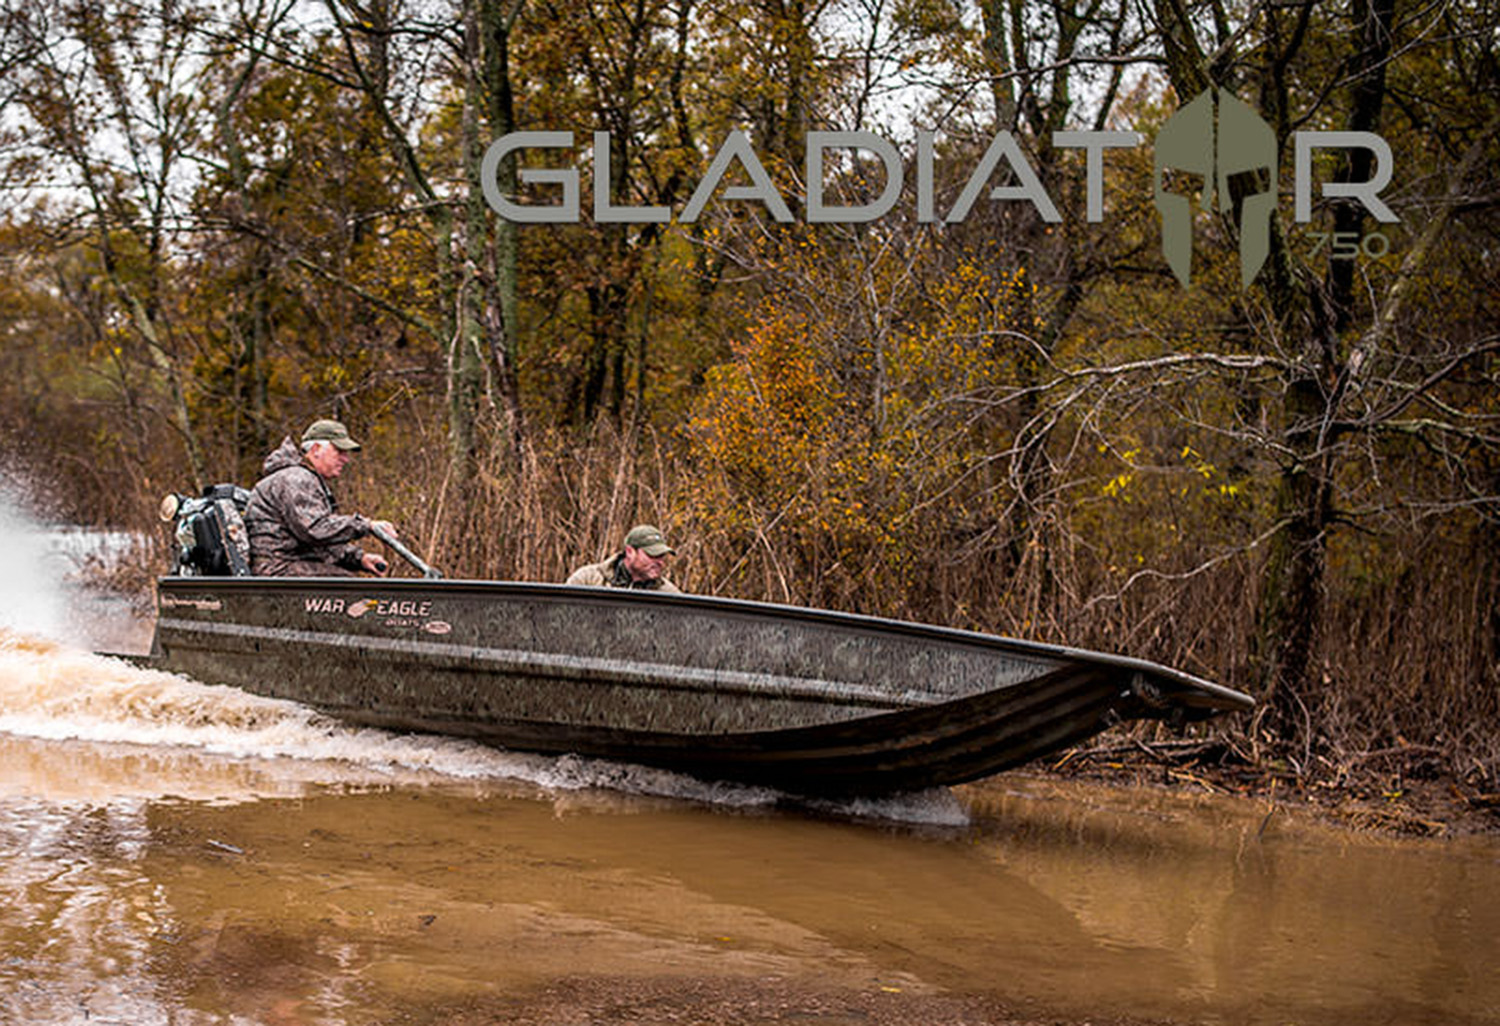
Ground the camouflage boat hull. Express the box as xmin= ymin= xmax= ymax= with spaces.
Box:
xmin=145 ymin=576 xmax=1253 ymax=795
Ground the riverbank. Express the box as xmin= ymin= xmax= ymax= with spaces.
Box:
xmin=1045 ymin=735 xmax=1500 ymax=840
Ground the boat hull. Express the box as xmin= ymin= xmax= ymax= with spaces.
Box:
xmin=146 ymin=576 xmax=1253 ymax=794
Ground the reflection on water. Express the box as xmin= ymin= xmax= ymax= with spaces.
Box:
xmin=962 ymin=782 xmax=1500 ymax=1025
xmin=1 ymin=632 xmax=1497 ymax=1025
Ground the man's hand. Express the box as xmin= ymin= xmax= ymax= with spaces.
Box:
xmin=361 ymin=551 xmax=390 ymax=575
xmin=370 ymin=519 xmax=399 ymax=540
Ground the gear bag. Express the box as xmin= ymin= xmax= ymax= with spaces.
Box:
xmin=163 ymin=484 xmax=252 ymax=576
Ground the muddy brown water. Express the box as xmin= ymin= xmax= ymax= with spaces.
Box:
xmin=2 ymin=631 xmax=1498 ymax=1026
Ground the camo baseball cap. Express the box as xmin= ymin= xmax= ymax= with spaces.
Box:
xmin=302 ymin=419 xmax=361 ymax=450
xmin=624 ymin=524 xmax=674 ymax=556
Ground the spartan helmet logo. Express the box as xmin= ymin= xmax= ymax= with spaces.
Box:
xmin=1154 ymin=89 xmax=1278 ymax=288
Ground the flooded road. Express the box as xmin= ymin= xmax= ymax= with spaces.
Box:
xmin=2 ymin=629 xmax=1498 ymax=1026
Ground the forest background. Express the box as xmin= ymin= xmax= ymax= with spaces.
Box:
xmin=1 ymin=0 xmax=1497 ymax=789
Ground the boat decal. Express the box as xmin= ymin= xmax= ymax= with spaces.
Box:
xmin=301 ymin=595 xmax=441 ymax=631
xmin=346 ymin=598 xmax=378 ymax=618
xmin=159 ymin=594 xmax=223 ymax=612
xmin=330 ymin=597 xmax=435 ymax=621
xmin=374 ymin=599 xmax=432 ymax=618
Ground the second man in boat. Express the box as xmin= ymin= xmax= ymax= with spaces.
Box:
xmin=566 ymin=524 xmax=681 ymax=592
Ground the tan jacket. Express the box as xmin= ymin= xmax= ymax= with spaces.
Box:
xmin=566 ymin=553 xmax=680 ymax=592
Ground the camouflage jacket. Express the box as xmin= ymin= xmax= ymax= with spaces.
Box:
xmin=565 ymin=553 xmax=680 ymax=592
xmin=244 ymin=437 xmax=370 ymax=576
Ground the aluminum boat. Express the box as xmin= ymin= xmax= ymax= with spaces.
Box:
xmin=136 ymin=575 xmax=1254 ymax=795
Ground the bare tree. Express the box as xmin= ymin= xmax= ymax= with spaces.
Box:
xmin=1138 ymin=0 xmax=1500 ymax=746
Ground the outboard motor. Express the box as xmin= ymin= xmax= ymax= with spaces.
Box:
xmin=159 ymin=484 xmax=252 ymax=576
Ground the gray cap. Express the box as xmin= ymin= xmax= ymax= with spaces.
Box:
xmin=624 ymin=524 xmax=673 ymax=556
xmin=302 ymin=419 xmax=361 ymax=451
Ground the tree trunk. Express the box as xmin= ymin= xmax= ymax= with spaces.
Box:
xmin=480 ymin=0 xmax=525 ymax=473
xmin=1251 ymin=380 xmax=1333 ymax=737
xmin=1250 ymin=0 xmax=1395 ymax=741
